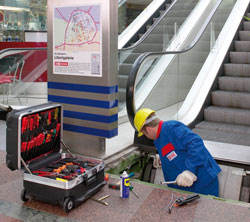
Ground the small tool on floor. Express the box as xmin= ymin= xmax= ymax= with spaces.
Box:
xmin=174 ymin=194 xmax=200 ymax=207
xmin=130 ymin=185 xmax=139 ymax=198
xmin=166 ymin=193 xmax=200 ymax=214
xmin=98 ymin=194 xmax=111 ymax=201
xmin=108 ymin=183 xmax=120 ymax=190
xmin=91 ymin=194 xmax=111 ymax=206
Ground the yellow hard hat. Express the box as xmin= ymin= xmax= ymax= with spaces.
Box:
xmin=134 ymin=108 xmax=155 ymax=137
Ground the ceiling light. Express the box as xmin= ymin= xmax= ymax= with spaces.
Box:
xmin=0 ymin=6 xmax=30 ymax=12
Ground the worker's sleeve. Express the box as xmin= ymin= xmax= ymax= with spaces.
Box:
xmin=171 ymin=123 xmax=207 ymax=175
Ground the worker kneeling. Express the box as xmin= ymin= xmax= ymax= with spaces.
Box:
xmin=134 ymin=108 xmax=221 ymax=196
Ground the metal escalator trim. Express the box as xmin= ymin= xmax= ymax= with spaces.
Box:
xmin=118 ymin=0 xmax=127 ymax=8
xmin=126 ymin=0 xmax=223 ymax=129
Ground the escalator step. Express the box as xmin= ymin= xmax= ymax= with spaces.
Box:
xmin=193 ymin=127 xmax=250 ymax=146
xmin=204 ymin=106 xmax=250 ymax=126
xmin=239 ymin=31 xmax=250 ymax=41
xmin=195 ymin=121 xmax=250 ymax=135
xmin=212 ymin=90 xmax=250 ymax=109
xmin=243 ymin=21 xmax=250 ymax=30
xmin=235 ymin=41 xmax=250 ymax=52
xmin=219 ymin=76 xmax=250 ymax=92
xmin=118 ymin=75 xmax=128 ymax=88
xmin=123 ymin=53 xmax=142 ymax=64
xmin=229 ymin=52 xmax=250 ymax=64
xmin=119 ymin=63 xmax=133 ymax=75
xmin=224 ymin=64 xmax=250 ymax=77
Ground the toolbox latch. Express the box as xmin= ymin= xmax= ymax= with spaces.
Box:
xmin=92 ymin=168 xmax=97 ymax=175
xmin=85 ymin=175 xmax=97 ymax=185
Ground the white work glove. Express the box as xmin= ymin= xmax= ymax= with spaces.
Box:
xmin=176 ymin=170 xmax=197 ymax=187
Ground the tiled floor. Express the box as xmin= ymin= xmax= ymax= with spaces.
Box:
xmin=0 ymin=155 xmax=250 ymax=222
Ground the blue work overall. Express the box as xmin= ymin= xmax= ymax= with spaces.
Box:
xmin=154 ymin=120 xmax=221 ymax=196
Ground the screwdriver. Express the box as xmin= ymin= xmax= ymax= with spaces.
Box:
xmin=129 ymin=185 xmax=139 ymax=198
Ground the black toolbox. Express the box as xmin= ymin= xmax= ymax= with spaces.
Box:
xmin=6 ymin=103 xmax=106 ymax=213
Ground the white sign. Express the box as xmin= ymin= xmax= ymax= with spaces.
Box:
xmin=53 ymin=4 xmax=102 ymax=77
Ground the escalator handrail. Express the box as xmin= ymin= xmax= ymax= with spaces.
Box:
xmin=0 ymin=47 xmax=47 ymax=54
xmin=126 ymin=0 xmax=223 ymax=129
xmin=118 ymin=0 xmax=177 ymax=52
xmin=0 ymin=47 xmax=47 ymax=60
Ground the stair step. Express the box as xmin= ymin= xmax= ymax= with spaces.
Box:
xmin=133 ymin=43 xmax=164 ymax=53
xmin=166 ymin=9 xmax=192 ymax=17
xmin=165 ymin=3 xmax=171 ymax=9
xmin=123 ymin=53 xmax=141 ymax=64
xmin=195 ymin=121 xmax=250 ymax=135
xmin=138 ymin=33 xmax=167 ymax=43
xmin=118 ymin=75 xmax=128 ymax=88
xmin=212 ymin=90 xmax=250 ymax=109
xmin=171 ymin=2 xmax=197 ymax=10
xmin=230 ymin=52 xmax=250 ymax=64
xmin=192 ymin=127 xmax=250 ymax=146
xmin=118 ymin=88 xmax=126 ymax=102
xmin=204 ymin=106 xmax=250 ymax=126
xmin=219 ymin=76 xmax=250 ymax=92
xmin=235 ymin=41 xmax=250 ymax=52
xmin=118 ymin=63 xmax=133 ymax=76
xmin=159 ymin=10 xmax=165 ymax=16
xmin=243 ymin=21 xmax=250 ymax=30
xmin=239 ymin=31 xmax=250 ymax=41
xmin=146 ymin=25 xmax=175 ymax=34
xmin=224 ymin=64 xmax=250 ymax=77
xmin=153 ymin=17 xmax=187 ymax=25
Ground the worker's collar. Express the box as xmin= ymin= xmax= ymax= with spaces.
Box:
xmin=156 ymin=121 xmax=163 ymax=138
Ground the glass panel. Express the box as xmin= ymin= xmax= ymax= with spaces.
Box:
xmin=0 ymin=0 xmax=47 ymax=42
xmin=133 ymin=0 xmax=237 ymax=120
xmin=136 ymin=54 xmax=179 ymax=120
xmin=118 ymin=0 xmax=200 ymax=108
xmin=0 ymin=49 xmax=47 ymax=106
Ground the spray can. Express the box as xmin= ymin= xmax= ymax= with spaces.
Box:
xmin=120 ymin=171 xmax=130 ymax=198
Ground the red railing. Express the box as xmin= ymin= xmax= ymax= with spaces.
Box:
xmin=0 ymin=42 xmax=47 ymax=82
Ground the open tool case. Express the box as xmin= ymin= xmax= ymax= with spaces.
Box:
xmin=5 ymin=103 xmax=106 ymax=213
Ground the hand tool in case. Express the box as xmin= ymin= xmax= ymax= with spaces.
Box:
xmin=5 ymin=103 xmax=106 ymax=213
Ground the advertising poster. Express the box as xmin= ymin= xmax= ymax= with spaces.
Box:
xmin=53 ymin=4 xmax=102 ymax=77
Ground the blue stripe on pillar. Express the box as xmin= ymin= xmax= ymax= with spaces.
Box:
xmin=48 ymin=81 xmax=118 ymax=94
xmin=63 ymin=123 xmax=118 ymax=138
xmin=48 ymin=95 xmax=118 ymax=109
xmin=64 ymin=110 xmax=118 ymax=123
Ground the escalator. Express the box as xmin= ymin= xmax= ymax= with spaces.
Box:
xmin=118 ymin=0 xmax=200 ymax=108
xmin=126 ymin=0 xmax=232 ymax=124
xmin=192 ymin=13 xmax=250 ymax=147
